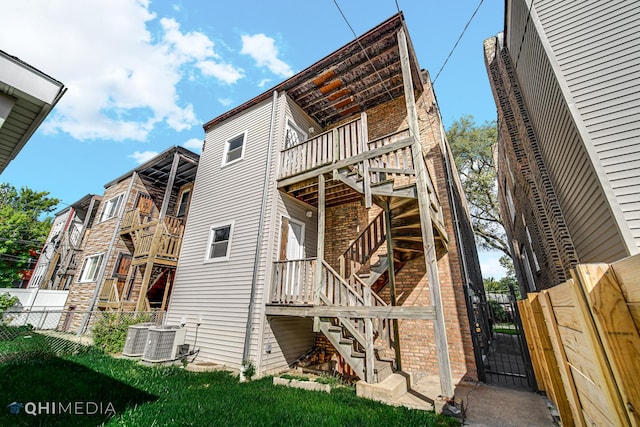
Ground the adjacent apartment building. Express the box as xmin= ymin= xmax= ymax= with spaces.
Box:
xmin=484 ymin=0 xmax=640 ymax=293
xmin=166 ymin=13 xmax=488 ymax=395
xmin=61 ymin=147 xmax=199 ymax=330
xmin=27 ymin=194 xmax=102 ymax=291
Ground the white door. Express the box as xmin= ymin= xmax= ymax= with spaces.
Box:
xmin=286 ymin=220 xmax=304 ymax=261
xmin=280 ymin=217 xmax=305 ymax=301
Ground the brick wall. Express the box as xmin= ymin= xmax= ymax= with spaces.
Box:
xmin=484 ymin=36 xmax=578 ymax=292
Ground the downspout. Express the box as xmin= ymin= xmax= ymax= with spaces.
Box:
xmin=243 ymin=90 xmax=279 ymax=366
xmin=78 ymin=173 xmax=137 ymax=335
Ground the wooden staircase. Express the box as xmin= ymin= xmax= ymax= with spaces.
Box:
xmin=318 ymin=318 xmax=394 ymax=382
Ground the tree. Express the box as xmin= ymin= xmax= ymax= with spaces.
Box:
xmin=447 ymin=115 xmax=511 ymax=258
xmin=0 ymin=183 xmax=59 ymax=287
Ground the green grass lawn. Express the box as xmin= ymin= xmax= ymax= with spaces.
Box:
xmin=0 ymin=351 xmax=459 ymax=427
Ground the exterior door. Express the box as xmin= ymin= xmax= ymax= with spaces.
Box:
xmin=280 ymin=217 xmax=304 ymax=301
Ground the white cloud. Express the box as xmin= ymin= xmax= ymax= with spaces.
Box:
xmin=240 ymin=34 xmax=293 ymax=77
xmin=183 ymin=138 xmax=203 ymax=152
xmin=197 ymin=61 xmax=244 ymax=84
xmin=218 ymin=98 xmax=233 ymax=106
xmin=129 ymin=150 xmax=159 ymax=164
xmin=258 ymin=78 xmax=272 ymax=88
xmin=0 ymin=0 xmax=242 ymax=142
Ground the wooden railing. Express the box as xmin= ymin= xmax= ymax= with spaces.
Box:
xmin=366 ymin=129 xmax=415 ymax=186
xmin=271 ymin=258 xmax=316 ymax=304
xmin=278 ymin=116 xmax=363 ymax=179
xmin=98 ymin=278 xmax=119 ymax=304
xmin=339 ymin=211 xmax=386 ymax=279
xmin=131 ymin=216 xmax=184 ymax=262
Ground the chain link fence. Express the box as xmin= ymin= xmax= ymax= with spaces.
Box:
xmin=0 ymin=309 xmax=164 ymax=363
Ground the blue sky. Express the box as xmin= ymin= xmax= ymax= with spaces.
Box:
xmin=0 ymin=0 xmax=506 ymax=277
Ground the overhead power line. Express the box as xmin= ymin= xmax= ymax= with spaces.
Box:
xmin=331 ymin=0 xmax=395 ymax=102
xmin=433 ymin=0 xmax=485 ymax=85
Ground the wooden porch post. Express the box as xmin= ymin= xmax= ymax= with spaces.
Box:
xmin=384 ymin=201 xmax=402 ymax=371
xmin=360 ymin=112 xmax=372 ymax=208
xmin=159 ymin=152 xmax=180 ymax=219
xmin=398 ymin=26 xmax=453 ymax=398
xmin=313 ymin=173 xmax=326 ymax=332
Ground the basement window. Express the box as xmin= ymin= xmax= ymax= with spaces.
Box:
xmin=205 ymin=222 xmax=234 ymax=262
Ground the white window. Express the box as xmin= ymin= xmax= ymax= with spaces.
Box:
xmin=223 ymin=132 xmax=247 ymax=165
xmin=100 ymin=193 xmax=124 ymax=222
xmin=205 ymin=222 xmax=234 ymax=262
xmin=79 ymin=253 xmax=104 ymax=282
xmin=285 ymin=120 xmax=307 ymax=149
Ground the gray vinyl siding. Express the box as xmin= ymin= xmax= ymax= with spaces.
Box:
xmin=254 ymin=94 xmax=320 ymax=375
xmin=506 ymin=0 xmax=629 ymax=263
xmin=167 ymin=99 xmax=274 ymax=368
xmin=535 ymin=0 xmax=640 ymax=251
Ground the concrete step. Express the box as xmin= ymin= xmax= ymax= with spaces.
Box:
xmin=356 ymin=372 xmax=410 ymax=402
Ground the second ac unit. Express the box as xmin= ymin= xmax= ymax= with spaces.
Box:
xmin=141 ymin=325 xmax=187 ymax=363
xmin=122 ymin=322 xmax=155 ymax=357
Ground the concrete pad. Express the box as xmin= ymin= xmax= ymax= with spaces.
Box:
xmin=186 ymin=361 xmax=226 ymax=372
xmin=356 ymin=373 xmax=409 ymax=402
xmin=455 ymin=383 xmax=556 ymax=427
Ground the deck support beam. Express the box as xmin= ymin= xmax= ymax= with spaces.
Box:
xmin=385 ymin=201 xmax=402 ymax=371
xmin=398 ymin=26 xmax=453 ymax=398
xmin=313 ymin=173 xmax=326 ymax=332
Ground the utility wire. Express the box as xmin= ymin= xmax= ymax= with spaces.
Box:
xmin=433 ymin=0 xmax=485 ymax=85
xmin=515 ymin=0 xmax=535 ymax=69
xmin=332 ymin=0 xmax=395 ymax=102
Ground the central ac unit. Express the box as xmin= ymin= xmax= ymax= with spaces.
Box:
xmin=122 ymin=322 xmax=155 ymax=357
xmin=141 ymin=325 xmax=187 ymax=363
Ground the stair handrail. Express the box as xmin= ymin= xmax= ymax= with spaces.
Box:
xmin=320 ymin=260 xmax=365 ymax=306
xmin=338 ymin=210 xmax=386 ymax=278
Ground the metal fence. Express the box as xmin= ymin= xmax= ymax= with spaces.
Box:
xmin=0 ymin=309 xmax=164 ymax=362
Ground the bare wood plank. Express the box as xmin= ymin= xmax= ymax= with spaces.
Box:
xmin=611 ymin=253 xmax=640 ymax=303
xmin=527 ymin=294 xmax=576 ymax=426
xmin=575 ymin=263 xmax=640 ymax=426
xmin=520 ymin=297 xmax=546 ymax=392
xmin=539 ymin=290 xmax=586 ymax=427
xmin=313 ymin=174 xmax=325 ymax=332
xmin=570 ymin=366 xmax=617 ymax=427
xmin=264 ymin=304 xmax=436 ymax=319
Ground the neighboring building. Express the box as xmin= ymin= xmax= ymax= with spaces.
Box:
xmin=0 ymin=49 xmax=66 ymax=173
xmin=167 ymin=13 xmax=488 ymax=396
xmin=27 ymin=194 xmax=102 ymax=290
xmin=62 ymin=146 xmax=199 ymax=330
xmin=484 ymin=0 xmax=640 ymax=294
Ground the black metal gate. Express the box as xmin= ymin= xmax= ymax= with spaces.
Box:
xmin=483 ymin=290 xmax=535 ymax=389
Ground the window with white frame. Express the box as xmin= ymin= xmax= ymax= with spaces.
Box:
xmin=223 ymin=132 xmax=246 ymax=165
xmin=206 ymin=222 xmax=233 ymax=261
xmin=285 ymin=119 xmax=307 ymax=149
xmin=99 ymin=193 xmax=124 ymax=222
xmin=79 ymin=253 xmax=104 ymax=282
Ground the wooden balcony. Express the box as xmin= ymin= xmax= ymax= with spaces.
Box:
xmin=97 ymin=278 xmax=121 ymax=309
xmin=131 ymin=216 xmax=184 ymax=266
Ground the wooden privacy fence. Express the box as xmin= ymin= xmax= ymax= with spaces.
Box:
xmin=518 ymin=253 xmax=640 ymax=427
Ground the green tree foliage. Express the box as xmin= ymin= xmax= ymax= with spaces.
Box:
xmin=92 ymin=313 xmax=152 ymax=353
xmin=447 ymin=115 xmax=511 ymax=258
xmin=0 ymin=183 xmax=59 ymax=287
xmin=484 ymin=255 xmax=521 ymax=298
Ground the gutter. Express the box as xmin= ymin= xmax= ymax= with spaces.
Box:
xmin=242 ymin=90 xmax=279 ymax=365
